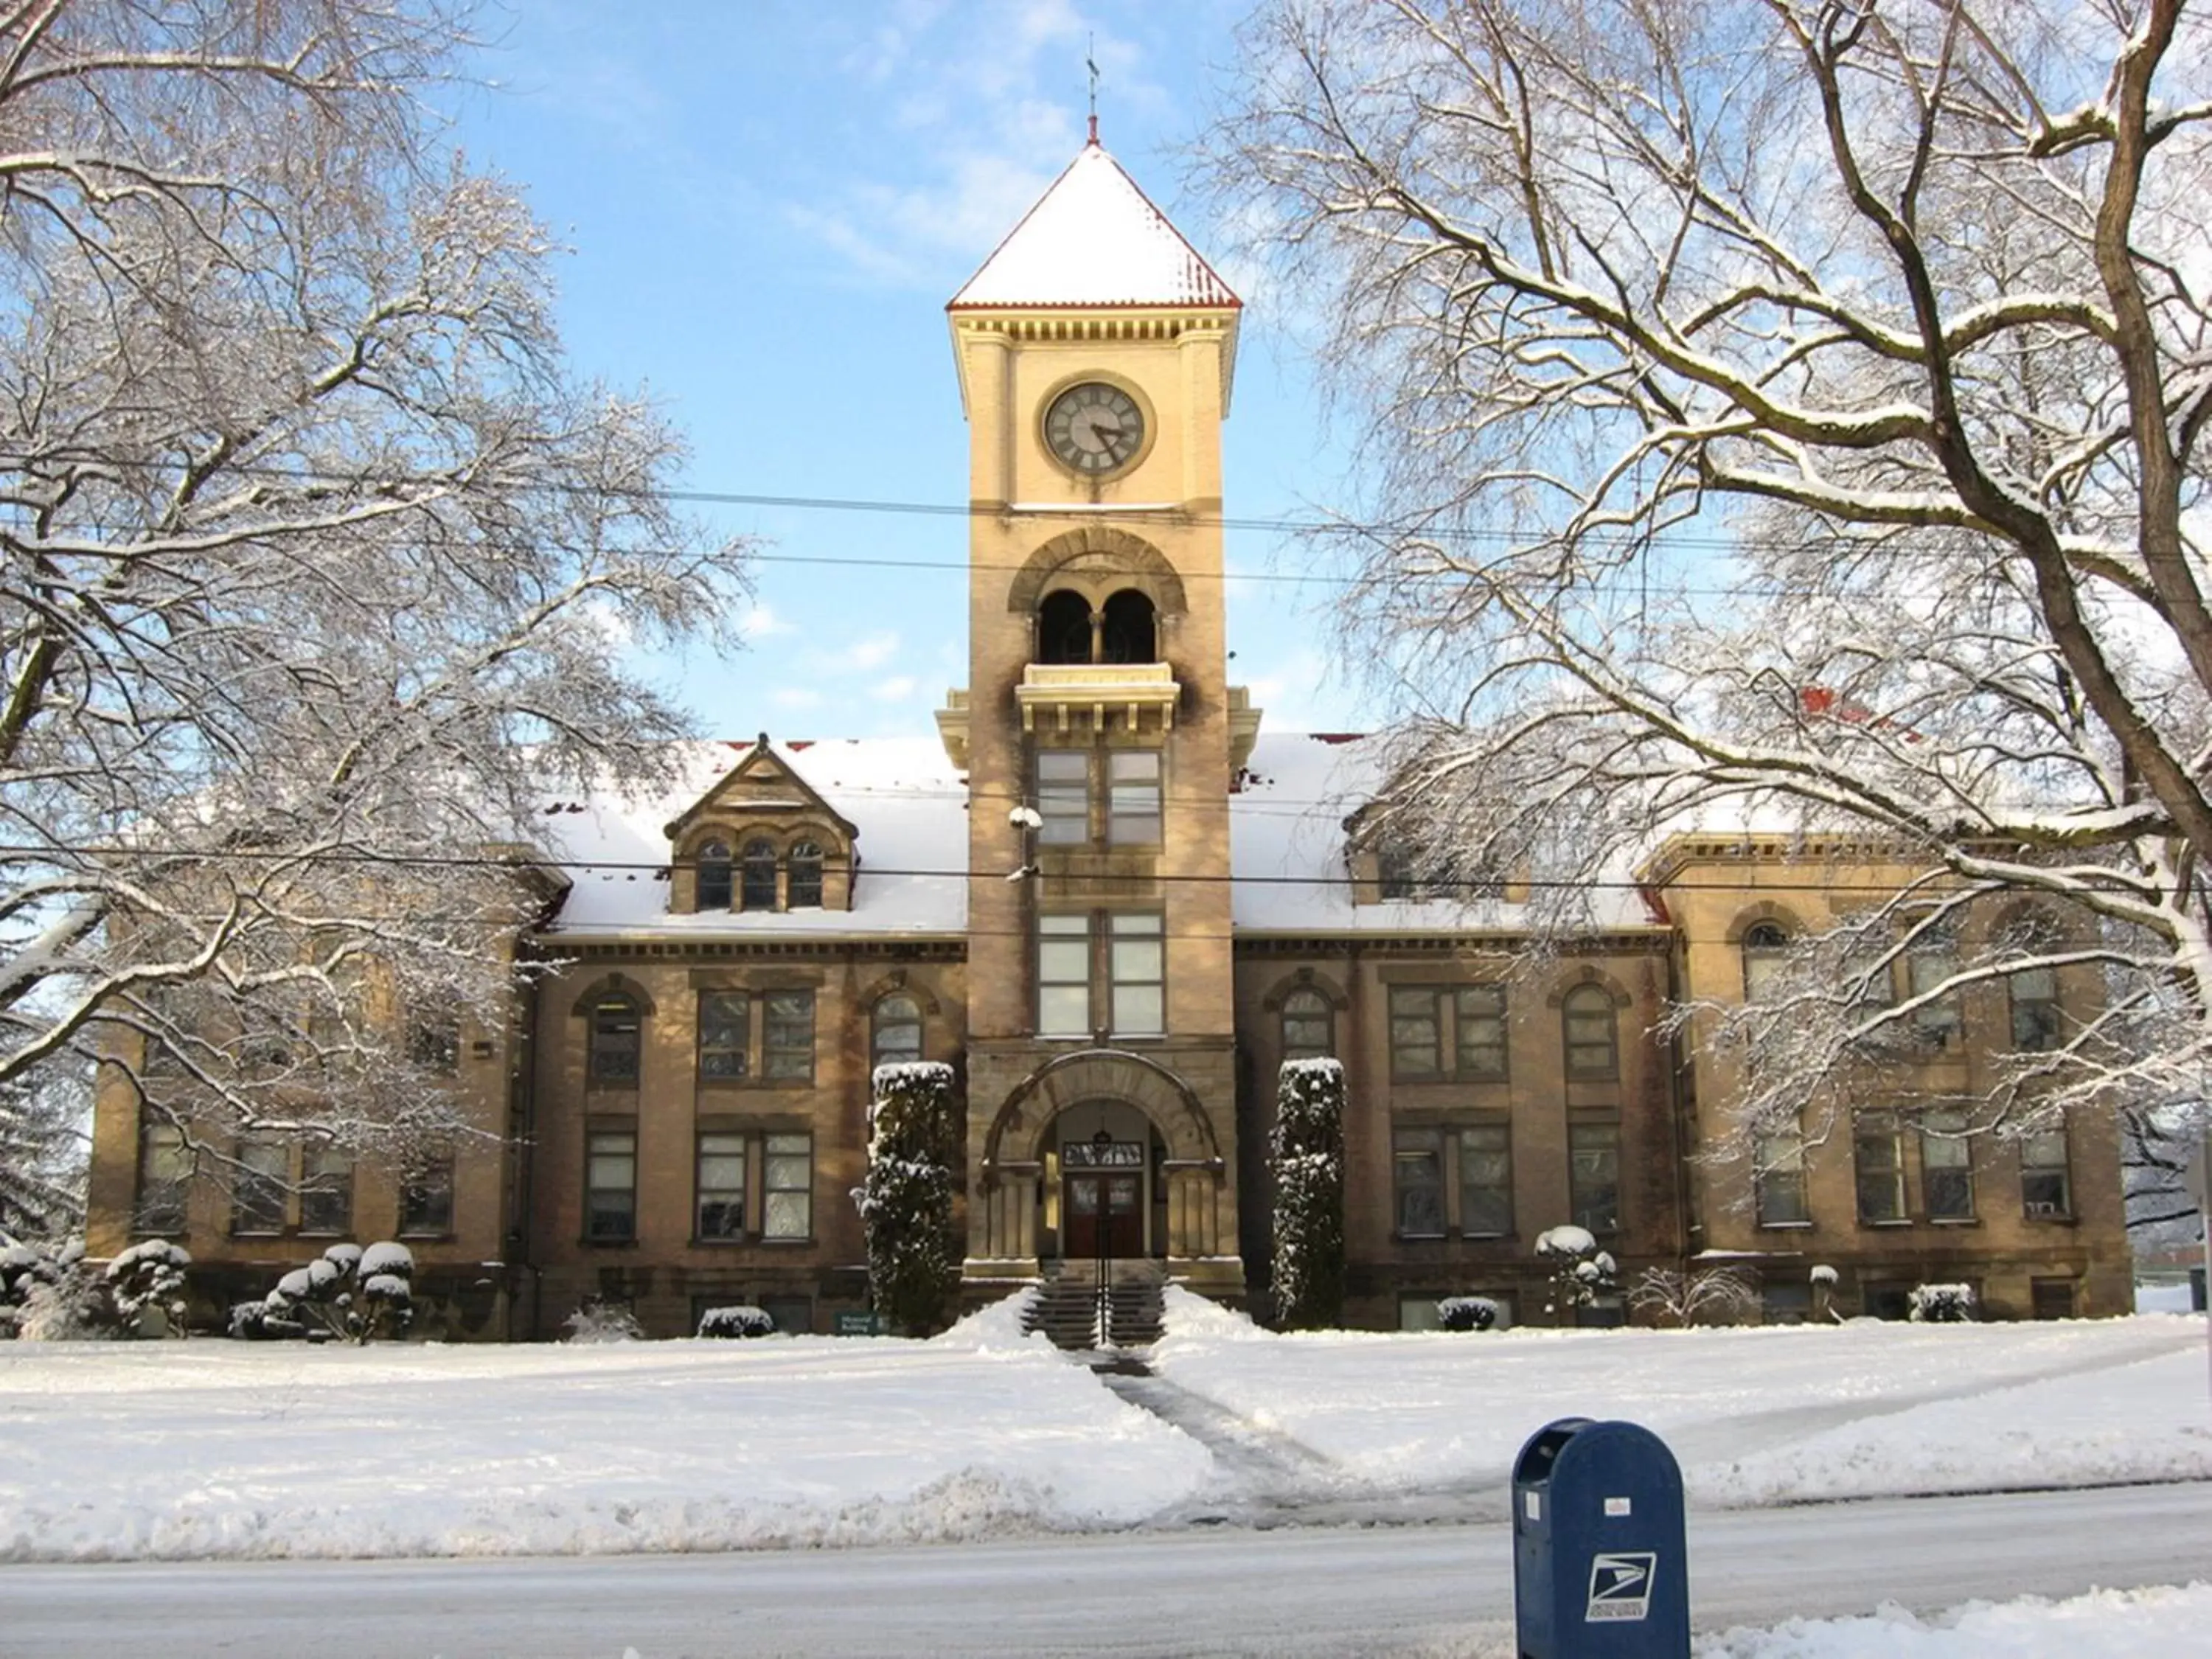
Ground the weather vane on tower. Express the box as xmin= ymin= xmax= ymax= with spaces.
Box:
xmin=1087 ymin=34 xmax=1099 ymax=144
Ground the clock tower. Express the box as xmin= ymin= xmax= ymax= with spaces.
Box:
xmin=939 ymin=139 xmax=1259 ymax=1299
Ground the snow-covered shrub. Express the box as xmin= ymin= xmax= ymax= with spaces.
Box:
xmin=562 ymin=1298 xmax=644 ymax=1344
xmin=1809 ymin=1263 xmax=1844 ymax=1323
xmin=1 ymin=1236 xmax=189 ymax=1338
xmin=1628 ymin=1265 xmax=1756 ymax=1327
xmin=1437 ymin=1295 xmax=1501 ymax=1332
xmin=1535 ymin=1224 xmax=1618 ymax=1319
xmin=697 ymin=1304 xmax=775 ymax=1339
xmin=852 ymin=1061 xmax=959 ymax=1336
xmin=248 ymin=1241 xmax=414 ymax=1343
xmin=1270 ymin=1057 xmax=1346 ymax=1329
xmin=1909 ymin=1282 xmax=1978 ymax=1324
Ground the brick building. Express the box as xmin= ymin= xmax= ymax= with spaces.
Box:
xmin=85 ymin=141 xmax=2134 ymax=1338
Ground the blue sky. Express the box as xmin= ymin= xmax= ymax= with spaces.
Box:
xmin=446 ymin=0 xmax=1370 ymax=743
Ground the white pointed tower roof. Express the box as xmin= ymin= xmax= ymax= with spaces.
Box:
xmin=948 ymin=140 xmax=1242 ymax=310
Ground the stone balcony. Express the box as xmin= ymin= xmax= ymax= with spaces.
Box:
xmin=1015 ymin=661 xmax=1180 ymax=740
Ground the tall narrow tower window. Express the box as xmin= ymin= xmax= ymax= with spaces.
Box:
xmin=1100 ymin=589 xmax=1156 ymax=663
xmin=1037 ymin=590 xmax=1093 ymax=664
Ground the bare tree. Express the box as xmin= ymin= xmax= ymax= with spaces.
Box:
xmin=0 ymin=2 xmax=751 ymax=1185
xmin=1211 ymin=0 xmax=2212 ymax=1194
xmin=1628 ymin=1265 xmax=1759 ymax=1327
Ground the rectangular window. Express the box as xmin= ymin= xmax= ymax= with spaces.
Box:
xmin=1568 ymin=1122 xmax=1620 ymax=1234
xmin=763 ymin=1133 xmax=812 ymax=1239
xmin=1107 ymin=751 xmax=1162 ymax=844
xmin=1754 ymin=1120 xmax=1810 ymax=1226
xmin=698 ymin=992 xmax=750 ymax=1080
xmin=762 ymin=991 xmax=815 ymax=1082
xmin=1921 ymin=1111 xmax=1975 ymax=1220
xmin=398 ymin=1152 xmax=455 ymax=1238
xmin=1037 ymin=751 xmax=1089 ymax=845
xmin=2031 ymin=1277 xmax=2076 ymax=1319
xmin=585 ymin=1130 xmax=636 ymax=1242
xmin=407 ymin=1010 xmax=461 ymax=1075
xmin=1854 ymin=1114 xmax=1907 ymax=1224
xmin=232 ymin=1138 xmax=288 ymax=1236
xmin=1037 ymin=914 xmax=1093 ymax=1035
xmin=695 ymin=1133 xmax=746 ymax=1240
xmin=299 ymin=1144 xmax=353 ymax=1236
xmin=1393 ymin=1127 xmax=1445 ymax=1237
xmin=1907 ymin=933 xmax=1962 ymax=1047
xmin=135 ymin=1121 xmax=190 ymax=1234
xmin=1454 ymin=986 xmax=1508 ymax=1079
xmin=1458 ymin=1124 xmax=1513 ymax=1237
xmin=1110 ymin=912 xmax=1165 ymax=1036
xmin=2008 ymin=964 xmax=2062 ymax=1051
xmin=2021 ymin=1127 xmax=2073 ymax=1218
xmin=1761 ymin=1283 xmax=1813 ymax=1326
xmin=1389 ymin=987 xmax=1441 ymax=1077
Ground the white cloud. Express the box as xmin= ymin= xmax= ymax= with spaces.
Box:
xmin=844 ymin=632 xmax=902 ymax=672
xmin=771 ymin=687 xmax=821 ymax=709
xmin=740 ymin=602 xmax=799 ymax=642
xmin=872 ymin=675 xmax=919 ymax=703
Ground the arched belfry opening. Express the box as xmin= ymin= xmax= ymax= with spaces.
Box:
xmin=1100 ymin=589 xmax=1157 ymax=664
xmin=1037 ymin=588 xmax=1093 ymax=665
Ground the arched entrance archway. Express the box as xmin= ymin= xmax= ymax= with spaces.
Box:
xmin=1040 ymin=1098 xmax=1164 ymax=1260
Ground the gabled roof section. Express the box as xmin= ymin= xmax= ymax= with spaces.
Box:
xmin=662 ymin=733 xmax=858 ymax=844
xmin=947 ymin=142 xmax=1241 ymax=311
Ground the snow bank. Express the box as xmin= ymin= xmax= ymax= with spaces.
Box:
xmin=1150 ymin=1304 xmax=2208 ymax=1501
xmin=0 ymin=1332 xmax=1213 ymax=1563
xmin=1697 ymin=1583 xmax=2212 ymax=1657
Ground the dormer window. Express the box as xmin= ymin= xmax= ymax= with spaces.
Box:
xmin=696 ymin=839 xmax=733 ymax=911
xmin=740 ymin=839 xmax=778 ymax=911
xmin=787 ymin=841 xmax=824 ymax=908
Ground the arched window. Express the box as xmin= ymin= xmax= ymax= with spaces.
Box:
xmin=695 ymin=838 xmax=733 ymax=911
xmin=1100 ymin=588 xmax=1157 ymax=664
xmin=872 ymin=993 xmax=923 ymax=1071
xmin=1037 ymin=589 xmax=1093 ymax=664
xmin=1280 ymin=986 xmax=1334 ymax=1061
xmin=588 ymin=991 xmax=641 ymax=1085
xmin=1562 ymin=983 xmax=1618 ymax=1080
xmin=786 ymin=841 xmax=824 ymax=908
xmin=740 ymin=838 xmax=778 ymax=911
xmin=1742 ymin=920 xmax=1788 ymax=1001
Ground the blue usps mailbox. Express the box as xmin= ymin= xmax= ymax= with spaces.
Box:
xmin=1512 ymin=1417 xmax=1690 ymax=1658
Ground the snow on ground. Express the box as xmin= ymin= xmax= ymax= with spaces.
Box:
xmin=1147 ymin=1290 xmax=2211 ymax=1504
xmin=0 ymin=1295 xmax=1215 ymax=1563
xmin=3 ymin=1289 xmax=2208 ymax=1565
xmin=1696 ymin=1583 xmax=2212 ymax=1658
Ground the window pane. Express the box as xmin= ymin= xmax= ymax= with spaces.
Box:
xmin=232 ymin=1138 xmax=288 ymax=1235
xmin=1907 ymin=931 xmax=1962 ymax=1045
xmin=740 ymin=840 xmax=778 ymax=911
xmin=586 ymin=1131 xmax=636 ymax=1241
xmin=2022 ymin=1127 xmax=2071 ymax=1217
xmin=590 ymin=994 xmax=641 ymax=1084
xmin=787 ymin=841 xmax=824 ymax=908
xmin=1455 ymin=986 xmax=1507 ymax=1079
xmin=698 ymin=992 xmax=749 ymax=1079
xmin=696 ymin=839 xmax=733 ymax=910
xmin=1393 ymin=1128 xmax=1444 ymax=1237
xmin=1562 ymin=986 xmax=1616 ymax=1080
xmin=300 ymin=1144 xmax=354 ymax=1235
xmin=1755 ymin=1126 xmax=1809 ymax=1226
xmin=408 ymin=1010 xmax=461 ymax=1075
xmin=399 ymin=1155 xmax=455 ymax=1237
xmin=1458 ymin=1124 xmax=1513 ymax=1236
xmin=1921 ymin=1112 xmax=1974 ymax=1220
xmin=1037 ymin=751 xmax=1089 ymax=845
xmin=1281 ymin=988 xmax=1333 ymax=1060
xmin=1568 ymin=1123 xmax=1619 ymax=1233
xmin=1038 ymin=914 xmax=1092 ymax=1034
xmin=1110 ymin=914 xmax=1164 ymax=1035
xmin=765 ymin=1133 xmax=811 ymax=1239
xmin=1854 ymin=1117 xmax=1906 ymax=1223
xmin=136 ymin=1123 xmax=190 ymax=1233
xmin=872 ymin=994 xmax=923 ymax=1070
xmin=763 ymin=991 xmax=814 ymax=1080
xmin=696 ymin=1133 xmax=745 ymax=1240
xmin=1389 ymin=987 xmax=1441 ymax=1076
xmin=1107 ymin=750 xmax=1161 ymax=844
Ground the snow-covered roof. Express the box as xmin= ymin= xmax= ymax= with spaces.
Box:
xmin=530 ymin=732 xmax=1658 ymax=942
xmin=1228 ymin=734 xmax=1660 ymax=935
xmin=947 ymin=142 xmax=1240 ymax=311
xmin=535 ymin=737 xmax=969 ymax=940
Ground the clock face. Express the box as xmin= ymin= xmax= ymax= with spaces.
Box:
xmin=1044 ymin=382 xmax=1144 ymax=475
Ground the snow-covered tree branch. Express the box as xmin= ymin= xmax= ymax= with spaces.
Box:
xmin=0 ymin=1 xmax=753 ymax=1197
xmin=1212 ymin=0 xmax=2212 ymax=1186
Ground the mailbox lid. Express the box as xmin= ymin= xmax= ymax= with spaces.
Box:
xmin=1513 ymin=1416 xmax=1595 ymax=1490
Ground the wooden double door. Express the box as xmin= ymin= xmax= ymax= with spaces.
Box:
xmin=1062 ymin=1170 xmax=1143 ymax=1258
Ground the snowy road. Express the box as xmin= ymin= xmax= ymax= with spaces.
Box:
xmin=3 ymin=1482 xmax=2208 ymax=1658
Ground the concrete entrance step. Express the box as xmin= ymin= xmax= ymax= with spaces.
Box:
xmin=1020 ymin=1259 xmax=1167 ymax=1351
